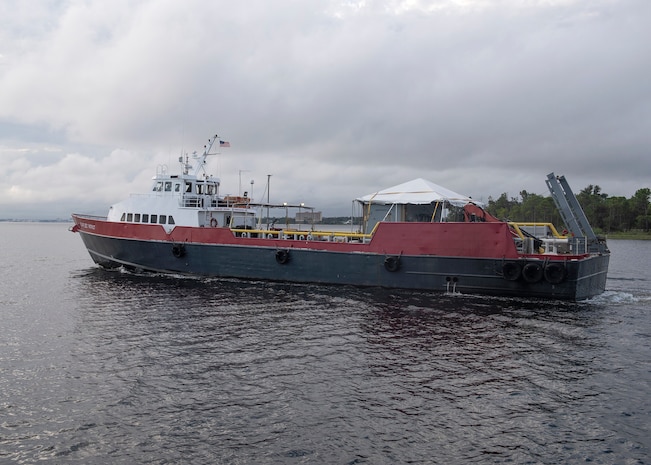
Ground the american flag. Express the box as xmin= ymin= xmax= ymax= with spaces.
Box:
xmin=219 ymin=140 xmax=231 ymax=147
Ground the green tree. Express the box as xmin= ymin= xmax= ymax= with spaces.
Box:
xmin=631 ymin=188 xmax=651 ymax=231
xmin=603 ymin=196 xmax=629 ymax=233
xmin=576 ymin=185 xmax=608 ymax=231
xmin=519 ymin=191 xmax=560 ymax=224
xmin=485 ymin=183 xmax=651 ymax=234
xmin=487 ymin=193 xmax=519 ymax=220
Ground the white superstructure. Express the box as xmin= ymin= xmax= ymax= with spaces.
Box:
xmin=105 ymin=135 xmax=257 ymax=232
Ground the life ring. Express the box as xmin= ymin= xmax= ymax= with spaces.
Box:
xmin=522 ymin=262 xmax=544 ymax=283
xmin=172 ymin=244 xmax=185 ymax=258
xmin=544 ymin=262 xmax=566 ymax=284
xmin=384 ymin=256 xmax=400 ymax=272
xmin=210 ymin=218 xmax=218 ymax=227
xmin=502 ymin=261 xmax=522 ymax=281
xmin=242 ymin=232 xmax=250 ymax=238
xmin=275 ymin=249 xmax=290 ymax=264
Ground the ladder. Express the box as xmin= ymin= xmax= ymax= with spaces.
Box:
xmin=546 ymin=173 xmax=605 ymax=253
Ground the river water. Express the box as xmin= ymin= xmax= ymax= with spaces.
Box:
xmin=1 ymin=222 xmax=650 ymax=464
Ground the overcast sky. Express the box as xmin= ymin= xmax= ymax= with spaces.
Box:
xmin=1 ymin=0 xmax=649 ymax=219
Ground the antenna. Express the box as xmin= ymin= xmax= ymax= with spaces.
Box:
xmin=239 ymin=169 xmax=250 ymax=196
xmin=266 ymin=174 xmax=271 ymax=229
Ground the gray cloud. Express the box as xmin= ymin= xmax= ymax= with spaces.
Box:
xmin=1 ymin=0 xmax=649 ymax=219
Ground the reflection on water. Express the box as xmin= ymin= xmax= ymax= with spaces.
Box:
xmin=38 ymin=268 xmax=641 ymax=464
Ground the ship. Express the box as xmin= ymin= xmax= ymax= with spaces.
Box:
xmin=71 ymin=135 xmax=610 ymax=301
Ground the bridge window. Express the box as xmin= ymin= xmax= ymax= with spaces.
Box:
xmin=154 ymin=182 xmax=163 ymax=192
xmin=185 ymin=182 xmax=192 ymax=193
xmin=142 ymin=214 xmax=149 ymax=223
xmin=120 ymin=213 xmax=126 ymax=221
xmin=127 ymin=213 xmax=133 ymax=221
xmin=159 ymin=215 xmax=167 ymax=224
xmin=175 ymin=183 xmax=181 ymax=192
xmin=134 ymin=214 xmax=141 ymax=222
xmin=168 ymin=216 xmax=175 ymax=225
xmin=164 ymin=182 xmax=172 ymax=191
xmin=150 ymin=215 xmax=157 ymax=223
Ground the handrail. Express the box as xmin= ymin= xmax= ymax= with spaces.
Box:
xmin=72 ymin=214 xmax=108 ymax=220
xmin=230 ymin=228 xmax=373 ymax=242
xmin=508 ymin=222 xmax=566 ymax=239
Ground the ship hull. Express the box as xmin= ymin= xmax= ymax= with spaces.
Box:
xmin=75 ymin=221 xmax=609 ymax=301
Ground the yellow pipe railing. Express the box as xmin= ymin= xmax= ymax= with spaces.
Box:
xmin=508 ymin=222 xmax=566 ymax=239
xmin=230 ymin=228 xmax=374 ymax=242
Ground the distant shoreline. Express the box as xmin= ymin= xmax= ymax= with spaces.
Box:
xmin=0 ymin=219 xmax=73 ymax=223
xmin=605 ymin=232 xmax=651 ymax=240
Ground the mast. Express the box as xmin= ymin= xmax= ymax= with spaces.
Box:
xmin=191 ymin=134 xmax=220 ymax=177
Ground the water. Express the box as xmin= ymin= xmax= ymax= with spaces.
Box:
xmin=1 ymin=223 xmax=650 ymax=464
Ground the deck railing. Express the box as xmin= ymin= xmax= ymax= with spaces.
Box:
xmin=230 ymin=228 xmax=372 ymax=243
xmin=509 ymin=222 xmax=592 ymax=255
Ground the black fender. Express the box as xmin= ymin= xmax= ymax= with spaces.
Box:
xmin=384 ymin=256 xmax=400 ymax=272
xmin=544 ymin=262 xmax=566 ymax=284
xmin=172 ymin=244 xmax=186 ymax=258
xmin=502 ymin=261 xmax=522 ymax=281
xmin=522 ymin=262 xmax=544 ymax=283
xmin=275 ymin=249 xmax=290 ymax=264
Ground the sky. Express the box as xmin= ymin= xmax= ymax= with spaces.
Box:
xmin=1 ymin=0 xmax=650 ymax=219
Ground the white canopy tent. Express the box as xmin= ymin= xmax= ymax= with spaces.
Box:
xmin=356 ymin=178 xmax=476 ymax=207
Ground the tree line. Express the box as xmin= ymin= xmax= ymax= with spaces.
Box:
xmin=485 ymin=185 xmax=651 ymax=233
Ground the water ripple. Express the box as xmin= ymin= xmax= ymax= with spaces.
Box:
xmin=1 ymin=225 xmax=650 ymax=464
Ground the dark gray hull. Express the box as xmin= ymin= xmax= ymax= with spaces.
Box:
xmin=78 ymin=231 xmax=610 ymax=301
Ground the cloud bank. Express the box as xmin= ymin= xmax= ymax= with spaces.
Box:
xmin=1 ymin=0 xmax=649 ymax=218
